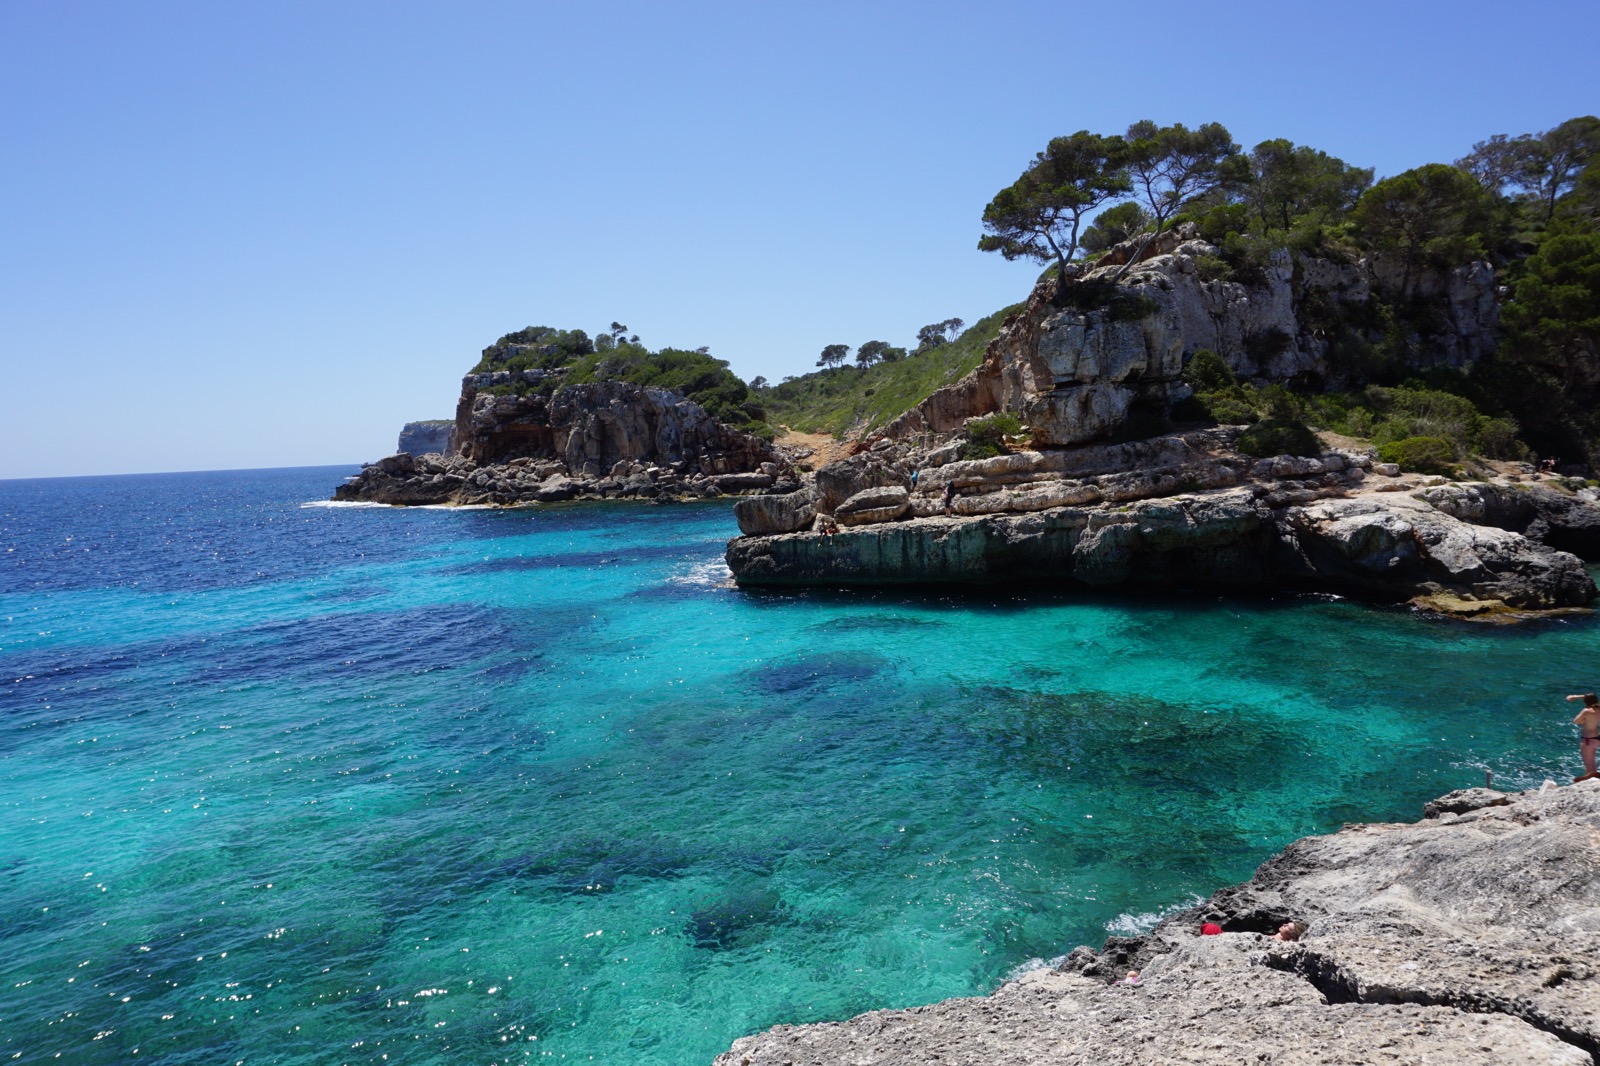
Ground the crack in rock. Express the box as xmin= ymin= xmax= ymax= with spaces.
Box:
xmin=1266 ymin=947 xmax=1599 ymax=1063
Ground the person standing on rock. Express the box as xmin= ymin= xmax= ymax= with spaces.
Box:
xmin=1566 ymin=692 xmax=1600 ymax=781
xmin=942 ymin=480 xmax=956 ymax=517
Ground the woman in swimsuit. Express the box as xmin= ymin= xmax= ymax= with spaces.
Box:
xmin=1564 ymin=692 xmax=1600 ymax=782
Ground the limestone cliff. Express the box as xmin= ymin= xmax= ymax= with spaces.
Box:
xmin=452 ymin=377 xmax=772 ymax=476
xmin=882 ymin=226 xmax=1499 ymax=446
xmin=718 ymin=228 xmax=1579 ymax=616
xmin=715 ymin=781 xmax=1600 ymax=1066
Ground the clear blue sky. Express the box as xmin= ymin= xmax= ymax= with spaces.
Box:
xmin=2 ymin=0 xmax=1596 ymax=478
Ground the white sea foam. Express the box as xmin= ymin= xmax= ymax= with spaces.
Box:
xmin=1104 ymin=893 xmax=1206 ymax=937
xmin=301 ymin=500 xmax=389 ymax=509
xmin=668 ymin=559 xmax=734 ymax=588
xmin=1002 ymin=954 xmax=1068 ymax=984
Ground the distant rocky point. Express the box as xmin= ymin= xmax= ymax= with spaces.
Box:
xmin=339 ymin=363 xmax=787 ymax=507
xmin=715 ymin=780 xmax=1600 ymax=1065
xmin=397 ymin=419 xmax=453 ymax=457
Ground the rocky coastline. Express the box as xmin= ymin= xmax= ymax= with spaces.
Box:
xmin=715 ymin=780 xmax=1600 ymax=1065
xmin=726 ymin=429 xmax=1600 ymax=617
xmin=724 ymin=230 xmax=1600 ymax=618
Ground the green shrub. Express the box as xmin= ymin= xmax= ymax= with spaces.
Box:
xmin=1343 ymin=406 xmax=1375 ymax=436
xmin=1106 ymin=294 xmax=1161 ymax=322
xmin=1206 ymin=389 xmax=1261 ymax=425
xmin=1206 ymin=393 xmax=1260 ymax=424
xmin=1184 ymin=349 xmax=1236 ymax=391
xmin=1259 ymin=383 xmax=1305 ymax=420
xmin=1475 ymin=417 xmax=1527 ymax=461
xmin=961 ymin=412 xmax=1025 ymax=458
xmin=1301 ymin=383 xmax=1532 ymax=463
xmin=1217 ymin=231 xmax=1275 ymax=287
xmin=1057 ymin=279 xmax=1159 ymax=321
xmin=1378 ymin=435 xmax=1456 ymax=474
xmin=1238 ymin=419 xmax=1321 ymax=458
xmin=563 ymin=344 xmax=770 ymax=435
xmin=1193 ymin=255 xmax=1234 ymax=282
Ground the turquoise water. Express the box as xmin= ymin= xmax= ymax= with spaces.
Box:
xmin=1 ymin=466 xmax=1594 ymax=1065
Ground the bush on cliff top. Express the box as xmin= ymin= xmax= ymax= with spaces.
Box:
xmin=959 ymin=412 xmax=1025 ymax=460
xmin=1378 ymin=435 xmax=1457 ymax=474
xmin=471 ymin=327 xmax=772 ymax=439
xmin=564 ymin=345 xmax=772 ymax=439
xmin=473 ymin=326 xmax=596 ymax=373
xmin=1238 ymin=419 xmax=1320 ymax=458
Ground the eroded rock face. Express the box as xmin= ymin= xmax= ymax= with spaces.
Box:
xmin=714 ymin=783 xmax=1600 ymax=1066
xmin=1285 ymin=495 xmax=1597 ymax=610
xmin=729 ymin=490 xmax=1595 ymax=610
xmin=339 ymin=371 xmax=780 ymax=505
xmin=547 ymin=381 xmax=772 ymax=478
xmin=1418 ymin=481 xmax=1600 ymax=560
xmin=881 ymin=230 xmax=1499 ymax=449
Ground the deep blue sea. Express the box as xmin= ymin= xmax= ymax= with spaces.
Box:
xmin=2 ymin=465 xmax=1595 ymax=1064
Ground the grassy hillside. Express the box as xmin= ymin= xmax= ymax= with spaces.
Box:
xmin=761 ymin=304 xmax=1020 ymax=437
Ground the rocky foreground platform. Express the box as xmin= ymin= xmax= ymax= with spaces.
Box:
xmin=726 ymin=430 xmax=1600 ymax=618
xmin=714 ymin=781 xmax=1600 ymax=1065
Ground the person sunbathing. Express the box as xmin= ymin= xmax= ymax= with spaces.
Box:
xmin=1272 ymin=921 xmax=1307 ymax=942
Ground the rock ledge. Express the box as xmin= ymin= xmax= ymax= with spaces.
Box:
xmin=725 ymin=430 xmax=1600 ymax=618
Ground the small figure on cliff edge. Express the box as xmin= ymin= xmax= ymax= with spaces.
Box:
xmin=1564 ymin=692 xmax=1600 ymax=781
xmin=818 ymin=515 xmax=839 ymax=541
xmin=942 ymin=480 xmax=956 ymax=517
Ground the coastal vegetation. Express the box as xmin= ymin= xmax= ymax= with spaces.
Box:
xmin=959 ymin=412 xmax=1026 ymax=459
xmin=760 ymin=115 xmax=1596 ymax=475
xmin=470 ymin=324 xmax=774 ymax=439
xmin=462 ymin=117 xmax=1597 ymax=476
xmin=977 ymin=115 xmax=1600 ymax=471
xmin=758 ymin=306 xmax=1020 ymax=437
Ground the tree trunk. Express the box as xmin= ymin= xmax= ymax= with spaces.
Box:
xmin=1109 ymin=221 xmax=1166 ymax=284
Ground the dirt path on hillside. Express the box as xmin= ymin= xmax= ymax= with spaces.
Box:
xmin=775 ymin=427 xmax=851 ymax=468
